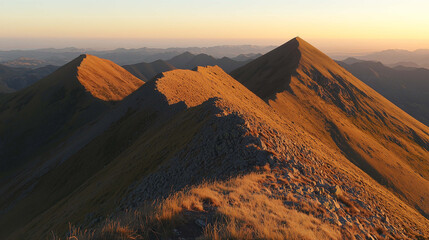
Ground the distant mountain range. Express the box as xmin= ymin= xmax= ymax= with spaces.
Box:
xmin=123 ymin=60 xmax=176 ymax=82
xmin=356 ymin=49 xmax=429 ymax=69
xmin=337 ymin=59 xmax=429 ymax=126
xmin=0 ymin=64 xmax=58 ymax=93
xmin=0 ymin=45 xmax=275 ymax=67
xmin=123 ymin=52 xmax=252 ymax=82
xmin=167 ymin=52 xmax=251 ymax=72
xmin=0 ymin=51 xmax=259 ymax=93
xmin=1 ymin=57 xmax=50 ymax=69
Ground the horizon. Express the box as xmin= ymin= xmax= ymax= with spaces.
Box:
xmin=2 ymin=0 xmax=429 ymax=54
xmin=1 ymin=37 xmax=428 ymax=57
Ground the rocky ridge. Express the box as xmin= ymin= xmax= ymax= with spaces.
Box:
xmin=111 ymin=66 xmax=429 ymax=239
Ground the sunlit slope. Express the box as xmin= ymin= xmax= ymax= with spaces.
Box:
xmin=75 ymin=54 xmax=143 ymax=101
xmin=232 ymin=37 xmax=429 ymax=216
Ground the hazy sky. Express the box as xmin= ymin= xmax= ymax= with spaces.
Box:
xmin=1 ymin=0 xmax=429 ymax=52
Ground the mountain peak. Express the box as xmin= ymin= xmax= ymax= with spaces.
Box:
xmin=290 ymin=36 xmax=303 ymax=42
xmin=232 ymin=37 xmax=429 ymax=219
xmin=74 ymin=54 xmax=144 ymax=101
xmin=231 ymin=37 xmax=352 ymax=102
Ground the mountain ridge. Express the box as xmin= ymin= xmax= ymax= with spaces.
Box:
xmin=167 ymin=52 xmax=250 ymax=73
xmin=232 ymin=37 xmax=429 ymax=217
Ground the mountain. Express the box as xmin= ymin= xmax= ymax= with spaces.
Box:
xmin=389 ymin=61 xmax=421 ymax=68
xmin=0 ymin=64 xmax=58 ymax=93
xmin=3 ymin=64 xmax=428 ymax=239
xmin=358 ymin=49 xmax=429 ymax=69
xmin=0 ymin=54 xmax=143 ymax=175
xmin=121 ymin=51 xmax=250 ymax=83
xmin=0 ymin=45 xmax=275 ymax=66
xmin=123 ymin=59 xmax=176 ymax=82
xmin=1 ymin=57 xmax=49 ymax=69
xmin=0 ymin=83 xmax=9 ymax=93
xmin=0 ymin=64 xmax=22 ymax=92
xmin=1 ymin=40 xmax=429 ymax=239
xmin=166 ymin=51 xmax=196 ymax=68
xmin=337 ymin=60 xmax=429 ymax=126
xmin=167 ymin=52 xmax=249 ymax=72
xmin=232 ymin=53 xmax=262 ymax=61
xmin=341 ymin=57 xmax=364 ymax=65
xmin=232 ymin=37 xmax=429 ymax=218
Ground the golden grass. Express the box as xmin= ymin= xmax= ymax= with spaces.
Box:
xmin=55 ymin=172 xmax=340 ymax=240
xmin=77 ymin=54 xmax=143 ymax=101
xmin=232 ymin=37 xmax=429 ymax=217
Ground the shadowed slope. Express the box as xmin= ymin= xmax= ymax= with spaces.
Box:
xmin=0 ymin=54 xmax=143 ymax=175
xmin=230 ymin=39 xmax=300 ymax=99
xmin=123 ymin=60 xmax=176 ymax=82
xmin=232 ymin=37 xmax=429 ymax=217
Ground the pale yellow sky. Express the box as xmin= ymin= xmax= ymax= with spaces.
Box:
xmin=1 ymin=0 xmax=429 ymax=51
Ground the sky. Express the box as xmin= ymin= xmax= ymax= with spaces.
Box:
xmin=1 ymin=0 xmax=429 ymax=53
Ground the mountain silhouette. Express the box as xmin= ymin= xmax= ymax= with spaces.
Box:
xmin=123 ymin=59 xmax=176 ymax=82
xmin=167 ymin=51 xmax=250 ymax=72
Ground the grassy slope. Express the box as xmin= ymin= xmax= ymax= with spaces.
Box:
xmin=75 ymin=55 xmax=143 ymax=101
xmin=0 ymin=54 xmax=143 ymax=177
xmin=5 ymin=100 xmax=211 ymax=239
xmin=0 ymin=55 xmax=108 ymax=175
xmin=231 ymin=37 xmax=429 ymax=216
xmin=0 ymin=54 xmax=145 ymax=238
xmin=4 ymin=65 xmax=283 ymax=239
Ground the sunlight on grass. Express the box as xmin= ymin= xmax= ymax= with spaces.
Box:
xmin=56 ymin=172 xmax=340 ymax=240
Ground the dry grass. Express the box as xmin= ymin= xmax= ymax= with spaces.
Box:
xmin=53 ymin=222 xmax=140 ymax=240
xmin=55 ymin=172 xmax=340 ymax=240
xmin=211 ymin=174 xmax=339 ymax=240
xmin=76 ymin=54 xmax=143 ymax=101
